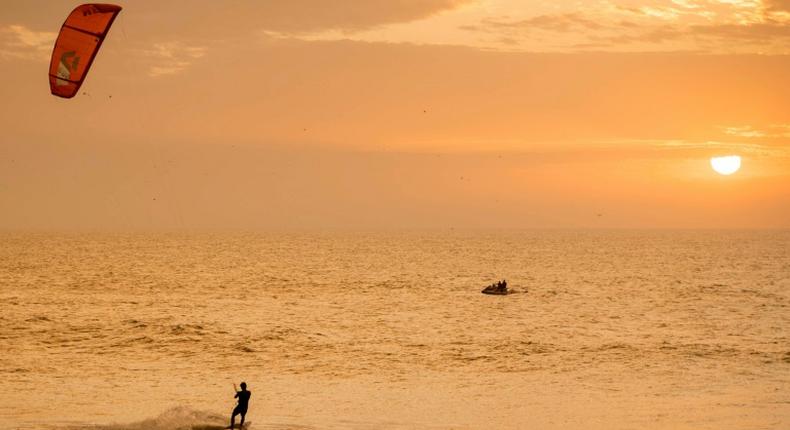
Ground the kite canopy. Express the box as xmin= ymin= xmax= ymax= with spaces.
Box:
xmin=49 ymin=3 xmax=122 ymax=98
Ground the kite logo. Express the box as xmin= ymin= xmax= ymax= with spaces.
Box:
xmin=55 ymin=51 xmax=80 ymax=86
xmin=83 ymin=6 xmax=99 ymax=17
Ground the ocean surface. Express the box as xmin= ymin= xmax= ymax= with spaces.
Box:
xmin=1 ymin=231 xmax=788 ymax=429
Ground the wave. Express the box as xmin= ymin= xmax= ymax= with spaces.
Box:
xmin=61 ymin=406 xmax=235 ymax=430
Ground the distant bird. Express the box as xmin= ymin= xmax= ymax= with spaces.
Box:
xmin=596 ymin=213 xmax=603 ymax=217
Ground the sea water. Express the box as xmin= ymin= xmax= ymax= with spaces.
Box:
xmin=1 ymin=231 xmax=788 ymax=429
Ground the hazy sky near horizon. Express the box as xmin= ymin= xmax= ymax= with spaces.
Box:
xmin=1 ymin=0 xmax=789 ymax=230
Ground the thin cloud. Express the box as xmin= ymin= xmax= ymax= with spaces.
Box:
xmin=638 ymin=6 xmax=683 ymax=20
xmin=670 ymin=0 xmax=702 ymax=10
xmin=655 ymin=140 xmax=785 ymax=156
xmin=477 ymin=13 xmax=606 ymax=32
xmin=723 ymin=125 xmax=790 ymax=138
xmin=103 ymin=0 xmax=473 ymax=40
xmin=588 ymin=21 xmax=789 ymax=45
xmin=614 ymin=3 xmax=715 ymax=21
xmin=595 ymin=138 xmax=790 ymax=158
xmin=0 ymin=24 xmax=56 ymax=61
xmin=250 ymin=0 xmax=472 ymax=33
xmin=608 ymin=0 xmax=790 ymax=47
xmin=689 ymin=21 xmax=790 ymax=42
xmin=458 ymin=0 xmax=789 ymax=52
xmin=141 ymin=41 xmax=207 ymax=77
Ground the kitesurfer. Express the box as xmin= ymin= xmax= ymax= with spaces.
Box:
xmin=229 ymin=382 xmax=251 ymax=429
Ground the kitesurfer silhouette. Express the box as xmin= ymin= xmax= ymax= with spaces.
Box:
xmin=229 ymin=382 xmax=251 ymax=429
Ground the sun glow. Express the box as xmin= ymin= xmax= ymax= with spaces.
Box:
xmin=710 ymin=155 xmax=741 ymax=175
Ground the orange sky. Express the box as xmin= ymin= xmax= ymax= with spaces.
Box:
xmin=1 ymin=1 xmax=788 ymax=230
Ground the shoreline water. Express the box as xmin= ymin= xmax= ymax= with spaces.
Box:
xmin=1 ymin=231 xmax=788 ymax=429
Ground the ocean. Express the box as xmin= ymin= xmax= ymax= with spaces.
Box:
xmin=1 ymin=231 xmax=788 ymax=429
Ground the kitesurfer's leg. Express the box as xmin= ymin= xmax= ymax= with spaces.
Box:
xmin=229 ymin=407 xmax=238 ymax=429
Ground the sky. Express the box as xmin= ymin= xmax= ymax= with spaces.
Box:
xmin=1 ymin=0 xmax=788 ymax=230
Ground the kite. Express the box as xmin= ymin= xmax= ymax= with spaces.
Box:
xmin=49 ymin=4 xmax=122 ymax=98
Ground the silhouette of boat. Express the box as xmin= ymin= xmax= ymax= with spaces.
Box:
xmin=481 ymin=284 xmax=509 ymax=295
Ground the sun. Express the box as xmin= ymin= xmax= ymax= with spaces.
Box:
xmin=710 ymin=155 xmax=741 ymax=176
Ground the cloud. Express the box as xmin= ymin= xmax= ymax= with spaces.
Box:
xmin=723 ymin=126 xmax=767 ymax=138
xmin=592 ymin=138 xmax=789 ymax=159
xmin=670 ymin=0 xmax=702 ymax=9
xmin=456 ymin=0 xmax=789 ymax=52
xmin=476 ymin=13 xmax=606 ymax=33
xmin=614 ymin=3 xmax=715 ymax=21
xmin=723 ymin=124 xmax=790 ymax=138
xmin=141 ymin=41 xmax=207 ymax=77
xmin=689 ymin=20 xmax=790 ymax=42
xmin=461 ymin=12 xmax=690 ymax=49
xmin=586 ymin=20 xmax=790 ymax=47
xmin=108 ymin=0 xmax=473 ymax=40
xmin=458 ymin=13 xmax=615 ymax=49
xmin=1 ymin=1 xmax=472 ymax=35
xmin=0 ymin=24 xmax=56 ymax=61
xmin=243 ymin=0 xmax=472 ymax=33
xmin=637 ymin=6 xmax=683 ymax=20
xmin=610 ymin=1 xmax=790 ymax=46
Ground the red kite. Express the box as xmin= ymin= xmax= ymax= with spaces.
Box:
xmin=49 ymin=4 xmax=122 ymax=98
